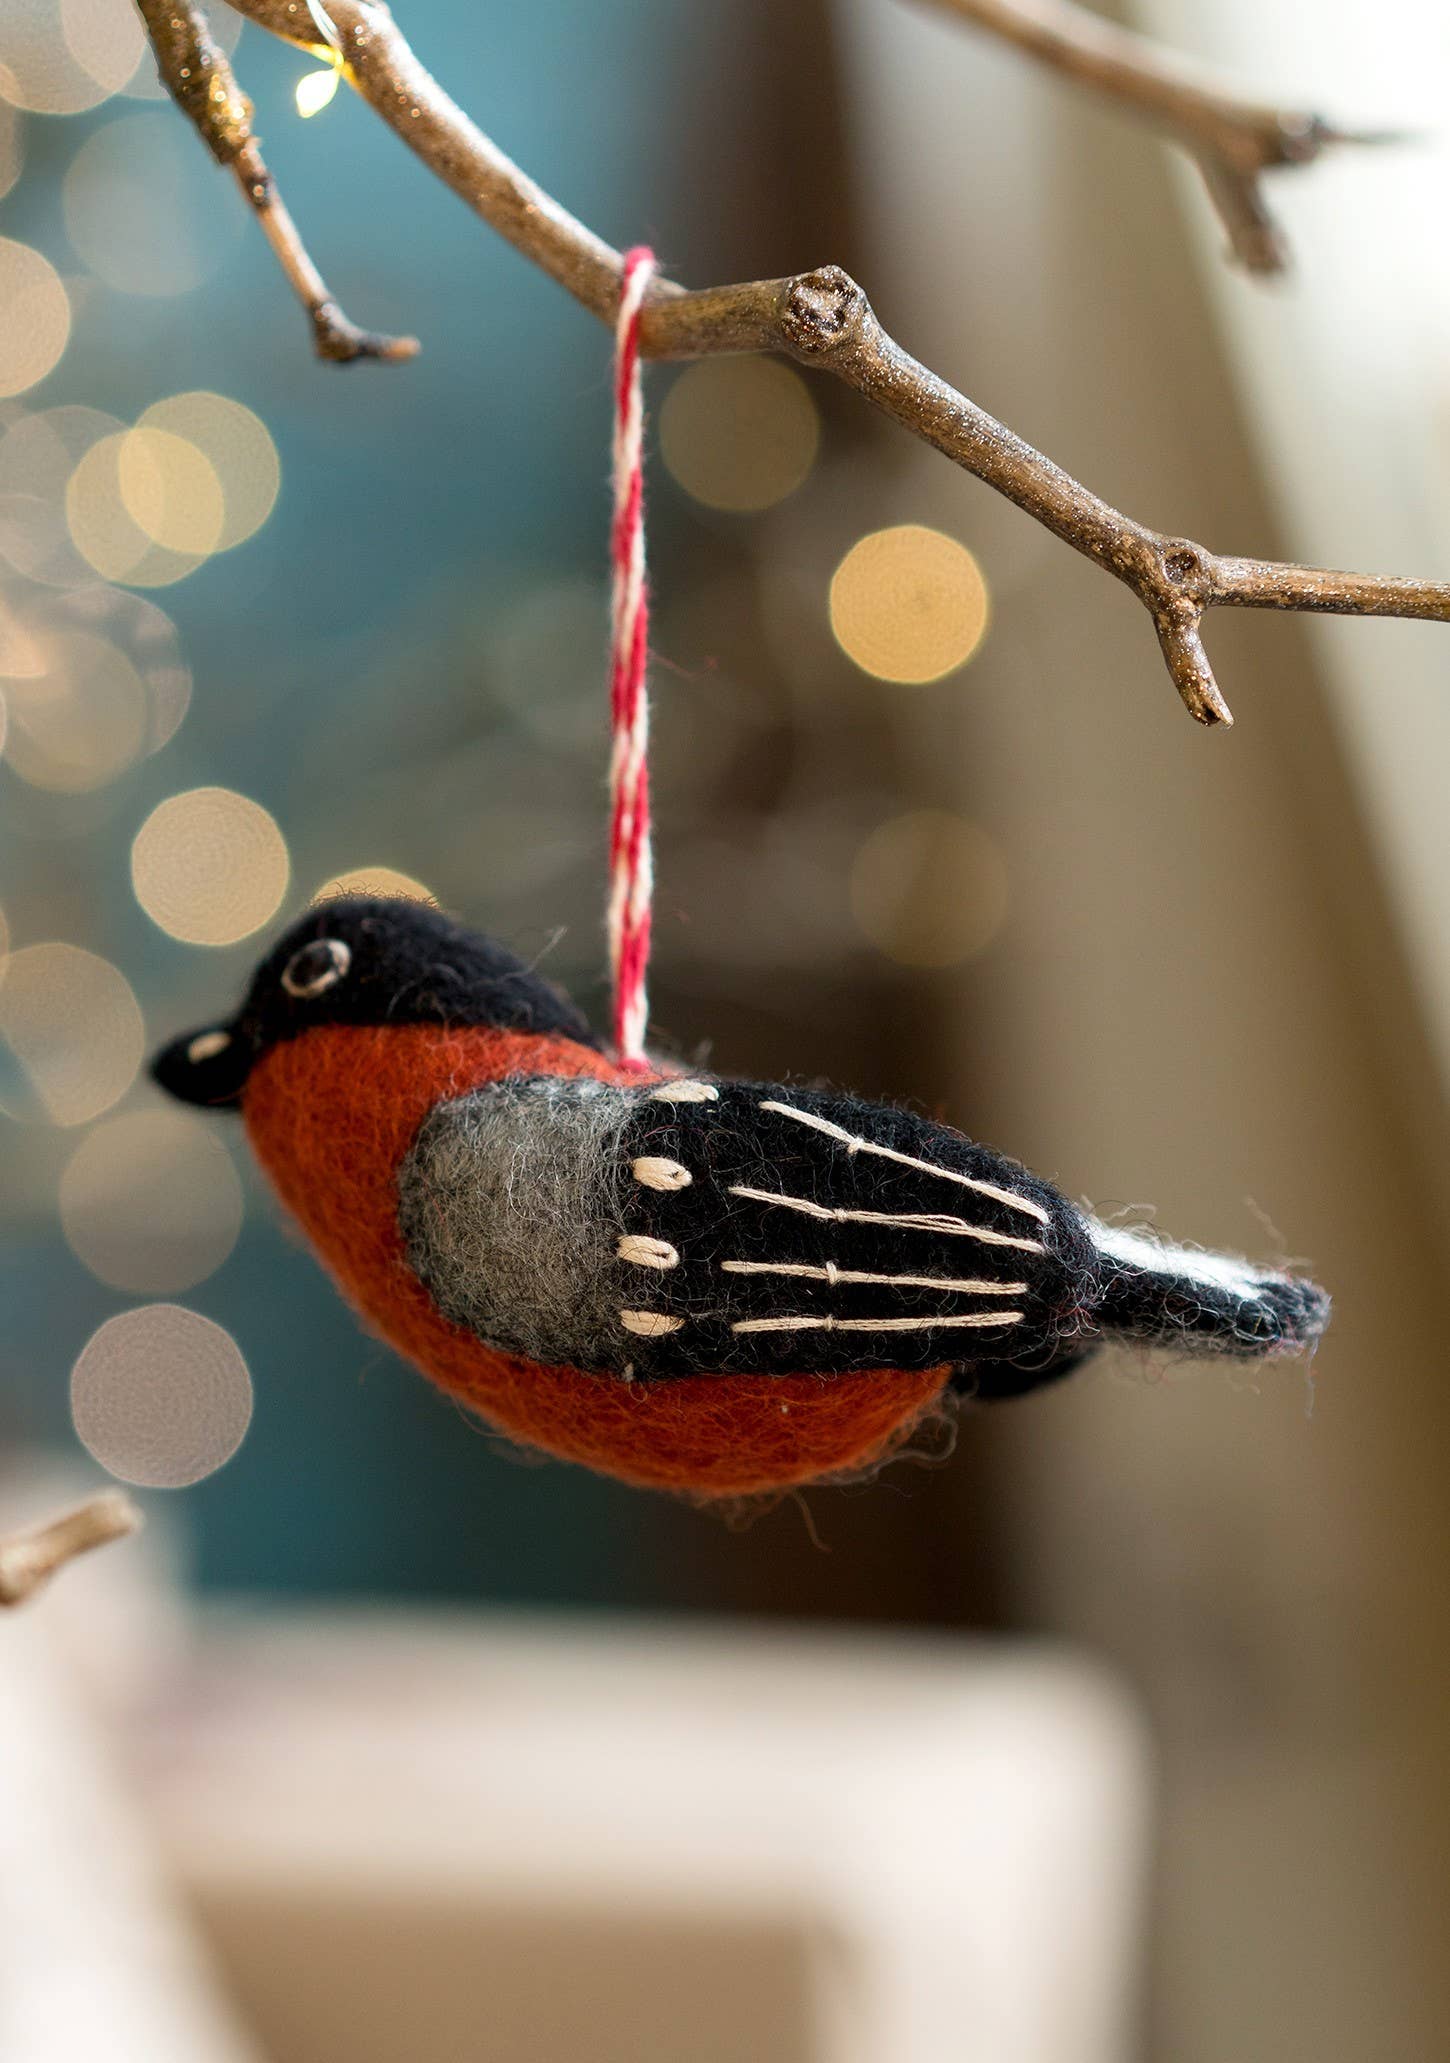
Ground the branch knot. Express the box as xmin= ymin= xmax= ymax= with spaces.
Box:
xmin=1156 ymin=538 xmax=1215 ymax=604
xmin=781 ymin=267 xmax=869 ymax=357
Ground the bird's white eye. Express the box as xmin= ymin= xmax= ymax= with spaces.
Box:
xmin=282 ymin=937 xmax=352 ymax=999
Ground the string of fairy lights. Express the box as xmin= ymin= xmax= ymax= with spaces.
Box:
xmin=1 ymin=0 xmax=1003 ymax=1499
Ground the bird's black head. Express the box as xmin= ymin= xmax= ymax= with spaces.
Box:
xmin=150 ymin=896 xmax=600 ymax=1110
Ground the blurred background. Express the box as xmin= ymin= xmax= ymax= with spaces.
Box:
xmin=3 ymin=1 xmax=1450 ymax=2059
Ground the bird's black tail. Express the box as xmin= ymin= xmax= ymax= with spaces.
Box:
xmin=1085 ymin=1219 xmax=1330 ymax=1359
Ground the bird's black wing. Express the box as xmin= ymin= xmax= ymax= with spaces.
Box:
xmin=614 ymin=1080 xmax=1098 ymax=1383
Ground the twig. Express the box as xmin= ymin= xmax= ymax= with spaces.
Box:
xmin=919 ymin=0 xmax=1391 ymax=275
xmin=136 ymin=0 xmax=1450 ymax=724
xmin=135 ymin=0 xmax=418 ymax=363
xmin=0 ymin=1492 xmax=143 ymax=1608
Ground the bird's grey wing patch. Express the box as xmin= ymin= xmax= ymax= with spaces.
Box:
xmin=397 ymin=1076 xmax=643 ymax=1373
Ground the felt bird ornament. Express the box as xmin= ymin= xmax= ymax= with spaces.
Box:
xmin=153 ymin=897 xmax=1330 ymax=1498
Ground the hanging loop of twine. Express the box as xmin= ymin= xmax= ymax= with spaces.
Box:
xmin=606 ymin=245 xmax=657 ymax=1069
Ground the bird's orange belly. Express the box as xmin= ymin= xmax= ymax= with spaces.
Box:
xmin=243 ymin=1023 xmax=949 ymax=1495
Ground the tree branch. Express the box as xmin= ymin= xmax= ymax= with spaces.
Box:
xmin=135 ymin=0 xmax=1449 ymax=725
xmin=136 ymin=0 xmax=418 ymax=363
xmin=0 ymin=1493 xmax=142 ymax=1608
xmin=918 ymin=0 xmax=1390 ymax=276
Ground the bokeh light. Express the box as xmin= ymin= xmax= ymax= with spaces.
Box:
xmin=69 ymin=1303 xmax=253 ymax=1488
xmin=60 ymin=0 xmax=146 ymax=98
xmin=0 ymin=625 xmax=148 ymax=790
xmin=37 ymin=583 xmax=192 ymax=751
xmin=62 ymin=397 xmax=280 ymax=583
xmin=0 ymin=0 xmax=138 ymax=114
xmin=0 ymin=102 xmax=22 ymax=201
xmin=63 ymin=112 xmax=232 ymax=296
xmin=0 ymin=941 xmax=144 ymax=1123
xmin=0 ymin=404 xmax=124 ymax=587
xmin=850 ymin=809 xmax=1008 ymax=968
xmin=661 ymin=359 xmax=820 ymax=513
xmin=0 ymin=240 xmax=72 ymax=398
xmin=60 ymin=1109 xmax=244 ymax=1292
xmin=830 ymin=524 xmax=990 ymax=683
xmin=66 ymin=429 xmax=207 ymax=585
xmin=311 ymin=865 xmax=437 ymax=904
xmin=0 ymin=587 xmax=47 ymax=679
xmin=131 ymin=786 xmax=291 ymax=944
xmin=119 ymin=425 xmax=225 ymax=553
xmin=136 ymin=392 xmax=280 ymax=550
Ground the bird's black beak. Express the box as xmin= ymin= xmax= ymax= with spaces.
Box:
xmin=150 ymin=1019 xmax=254 ymax=1110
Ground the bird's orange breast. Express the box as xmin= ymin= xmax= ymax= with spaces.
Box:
xmin=243 ymin=1023 xmax=948 ymax=1496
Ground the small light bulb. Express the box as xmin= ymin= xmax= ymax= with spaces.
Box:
xmin=295 ymin=65 xmax=341 ymax=118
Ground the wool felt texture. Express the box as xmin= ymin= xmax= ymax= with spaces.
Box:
xmin=398 ymin=1076 xmax=638 ymax=1370
xmin=242 ymin=1023 xmax=948 ymax=1495
xmin=1088 ymin=1220 xmax=1329 ymax=1357
xmin=150 ymin=896 xmax=598 ymax=1110
xmin=396 ymin=1076 xmax=1098 ymax=1385
xmin=151 ymin=896 xmax=1332 ymax=1497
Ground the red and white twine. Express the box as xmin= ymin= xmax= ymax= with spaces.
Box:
xmin=606 ymin=246 xmax=657 ymax=1068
